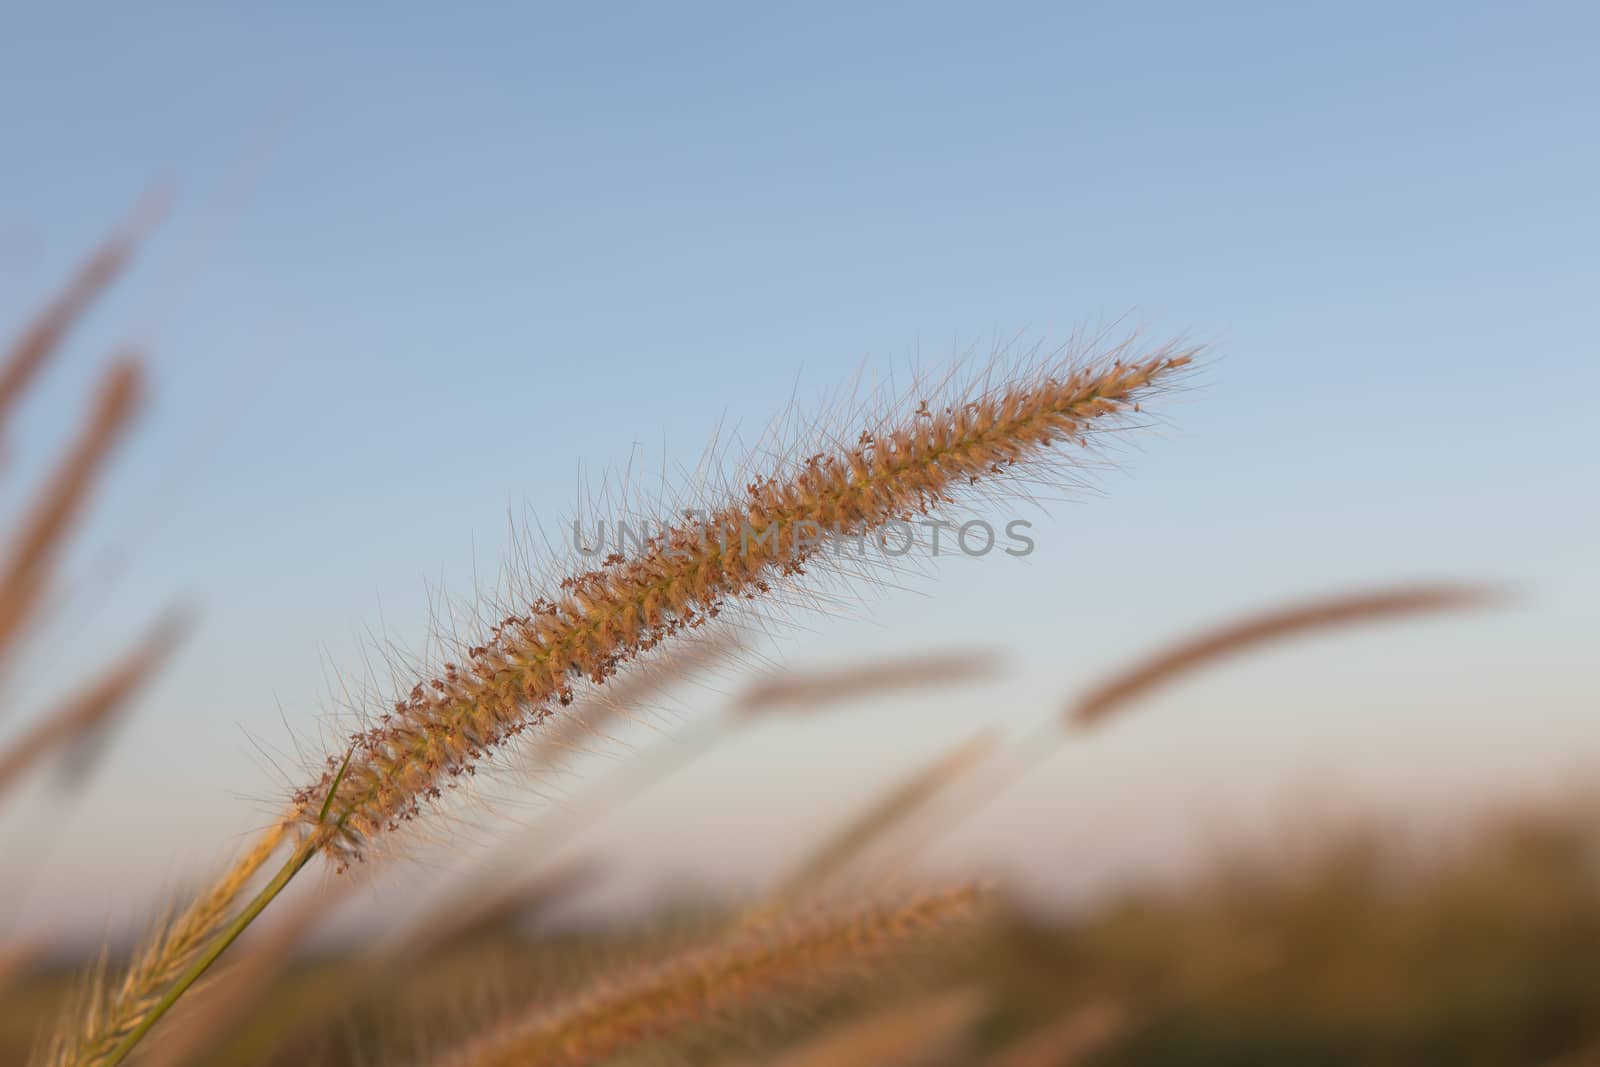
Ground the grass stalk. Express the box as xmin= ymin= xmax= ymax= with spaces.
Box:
xmin=98 ymin=837 xmax=319 ymax=1067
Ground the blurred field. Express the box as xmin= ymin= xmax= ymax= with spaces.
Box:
xmin=8 ymin=795 xmax=1600 ymax=1065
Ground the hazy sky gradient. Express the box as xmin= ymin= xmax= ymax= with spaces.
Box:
xmin=2 ymin=2 xmax=1595 ymax=931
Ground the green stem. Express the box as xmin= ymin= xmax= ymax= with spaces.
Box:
xmin=101 ymin=835 xmax=319 ymax=1067
xmin=100 ymin=751 xmax=350 ymax=1066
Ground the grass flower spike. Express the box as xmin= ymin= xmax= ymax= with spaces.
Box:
xmin=297 ymin=342 xmax=1195 ymax=861
xmin=427 ymin=887 xmax=983 ymax=1067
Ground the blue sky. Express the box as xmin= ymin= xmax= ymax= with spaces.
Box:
xmin=2 ymin=2 xmax=1596 ymax=928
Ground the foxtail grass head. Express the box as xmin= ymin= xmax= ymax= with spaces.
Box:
xmin=292 ymin=340 xmax=1197 ymax=863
